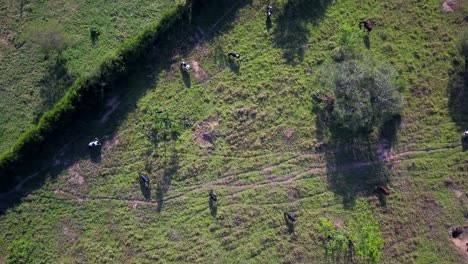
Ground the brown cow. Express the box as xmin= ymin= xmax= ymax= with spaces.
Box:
xmin=376 ymin=186 xmax=390 ymax=195
xmin=359 ymin=20 xmax=373 ymax=34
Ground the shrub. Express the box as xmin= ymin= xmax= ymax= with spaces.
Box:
xmin=7 ymin=239 xmax=35 ymax=264
xmin=319 ymin=59 xmax=402 ymax=133
xmin=27 ymin=21 xmax=69 ymax=56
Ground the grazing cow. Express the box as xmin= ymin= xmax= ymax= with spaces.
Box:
xmin=140 ymin=175 xmax=150 ymax=185
xmin=228 ymin=52 xmax=240 ymax=59
xmin=284 ymin=212 xmax=296 ymax=222
xmin=376 ymin=186 xmax=390 ymax=196
xmin=359 ymin=20 xmax=373 ymax=34
xmin=180 ymin=61 xmax=191 ymax=71
xmin=88 ymin=138 xmax=101 ymax=150
xmin=266 ymin=5 xmax=273 ymax=18
xmin=209 ymin=190 xmax=218 ymax=202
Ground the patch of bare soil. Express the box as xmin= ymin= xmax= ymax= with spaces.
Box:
xmin=67 ymin=164 xmax=85 ymax=186
xmin=193 ymin=116 xmax=219 ymax=148
xmin=442 ymin=0 xmax=459 ymax=12
xmin=449 ymin=225 xmax=468 ymax=261
xmin=283 ymin=129 xmax=296 ymax=144
xmin=103 ymin=134 xmax=120 ymax=150
xmin=191 ymin=60 xmax=209 ymax=83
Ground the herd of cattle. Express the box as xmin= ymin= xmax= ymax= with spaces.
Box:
xmin=82 ymin=4 xmax=412 ymax=227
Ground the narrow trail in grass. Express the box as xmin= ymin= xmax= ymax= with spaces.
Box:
xmin=0 ymin=143 xmax=461 ymax=205
xmin=42 ymin=142 xmax=463 ymax=208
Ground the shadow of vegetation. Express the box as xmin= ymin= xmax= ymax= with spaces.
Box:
xmin=139 ymin=179 xmax=151 ymax=200
xmin=209 ymin=198 xmax=217 ymax=217
xmin=0 ymin=0 xmax=251 ymax=215
xmin=283 ymin=214 xmax=295 ymax=234
xmin=363 ymin=35 xmax=370 ymax=49
xmin=448 ymin=55 xmax=468 ymax=133
xmin=316 ymin=113 xmax=398 ymax=208
xmin=156 ymin=150 xmax=179 ymax=212
xmin=39 ymin=57 xmax=75 ymax=110
xmin=272 ymin=0 xmax=333 ymax=64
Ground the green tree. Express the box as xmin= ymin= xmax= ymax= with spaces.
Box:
xmin=320 ymin=59 xmax=402 ymax=133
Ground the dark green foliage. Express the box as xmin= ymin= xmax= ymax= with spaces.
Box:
xmin=319 ymin=59 xmax=402 ymax=133
xmin=0 ymin=5 xmax=190 ymax=188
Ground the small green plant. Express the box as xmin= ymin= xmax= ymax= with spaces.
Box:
xmin=333 ymin=24 xmax=362 ymax=61
xmin=7 ymin=239 xmax=35 ymax=264
xmin=315 ymin=218 xmax=350 ymax=256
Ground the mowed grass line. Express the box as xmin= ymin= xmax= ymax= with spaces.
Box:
xmin=1 ymin=0 xmax=468 ymax=263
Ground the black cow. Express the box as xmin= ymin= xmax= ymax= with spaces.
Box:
xmin=228 ymin=52 xmax=240 ymax=59
xmin=88 ymin=138 xmax=101 ymax=150
xmin=140 ymin=175 xmax=150 ymax=185
xmin=359 ymin=20 xmax=373 ymax=34
xmin=284 ymin=212 xmax=296 ymax=222
xmin=267 ymin=5 xmax=273 ymax=18
xmin=209 ymin=190 xmax=218 ymax=202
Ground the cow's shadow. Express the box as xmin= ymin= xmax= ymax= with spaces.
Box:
xmin=209 ymin=198 xmax=217 ymax=217
xmin=139 ymin=180 xmax=151 ymax=201
xmin=283 ymin=213 xmax=295 ymax=234
xmin=228 ymin=59 xmax=240 ymax=74
xmin=89 ymin=148 xmax=102 ymax=163
xmin=181 ymin=69 xmax=191 ymax=88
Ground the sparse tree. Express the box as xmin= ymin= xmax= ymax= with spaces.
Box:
xmin=319 ymin=59 xmax=402 ymax=133
xmin=29 ymin=21 xmax=68 ymax=57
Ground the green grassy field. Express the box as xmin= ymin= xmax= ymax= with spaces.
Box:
xmin=0 ymin=0 xmax=176 ymax=153
xmin=1 ymin=0 xmax=468 ymax=263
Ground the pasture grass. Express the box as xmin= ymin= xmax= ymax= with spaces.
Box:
xmin=1 ymin=0 xmax=468 ymax=263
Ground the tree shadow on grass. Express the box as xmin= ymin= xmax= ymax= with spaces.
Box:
xmin=272 ymin=0 xmax=333 ymax=65
xmin=39 ymin=57 xmax=75 ymax=111
xmin=0 ymin=0 xmax=252 ymax=215
xmin=156 ymin=150 xmax=179 ymax=212
xmin=448 ymin=55 xmax=468 ymax=134
xmin=317 ymin=114 xmax=399 ymax=208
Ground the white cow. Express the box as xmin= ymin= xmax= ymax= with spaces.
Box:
xmin=88 ymin=138 xmax=101 ymax=150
